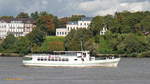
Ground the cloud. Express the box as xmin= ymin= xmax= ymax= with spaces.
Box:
xmin=78 ymin=0 xmax=119 ymax=11
xmin=0 ymin=0 xmax=149 ymax=17
xmin=77 ymin=0 xmax=150 ymax=16
xmin=119 ymin=1 xmax=150 ymax=12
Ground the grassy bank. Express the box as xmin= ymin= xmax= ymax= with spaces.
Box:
xmin=36 ymin=36 xmax=65 ymax=52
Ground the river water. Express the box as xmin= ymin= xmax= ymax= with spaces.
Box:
xmin=0 ymin=57 xmax=150 ymax=84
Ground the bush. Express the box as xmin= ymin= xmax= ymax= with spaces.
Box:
xmin=137 ymin=51 xmax=150 ymax=57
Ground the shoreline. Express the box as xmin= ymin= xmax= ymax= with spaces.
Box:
xmin=0 ymin=53 xmax=22 ymax=57
xmin=0 ymin=53 xmax=149 ymax=58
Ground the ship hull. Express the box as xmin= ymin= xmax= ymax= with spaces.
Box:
xmin=23 ymin=58 xmax=120 ymax=67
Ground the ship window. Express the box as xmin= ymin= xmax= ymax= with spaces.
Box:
xmin=74 ymin=59 xmax=77 ymax=61
xmin=51 ymin=58 xmax=54 ymax=61
xmin=83 ymin=53 xmax=86 ymax=57
xmin=44 ymin=59 xmax=47 ymax=61
xmin=41 ymin=58 xmax=43 ymax=61
xmin=48 ymin=59 xmax=51 ymax=61
xmin=55 ymin=59 xmax=58 ymax=61
xmin=62 ymin=58 xmax=65 ymax=61
xmin=64 ymin=58 xmax=68 ymax=61
xmin=37 ymin=58 xmax=40 ymax=61
xmin=77 ymin=56 xmax=82 ymax=58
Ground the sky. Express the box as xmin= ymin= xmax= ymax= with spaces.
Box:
xmin=0 ymin=0 xmax=149 ymax=17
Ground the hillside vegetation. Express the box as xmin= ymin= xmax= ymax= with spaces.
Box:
xmin=39 ymin=36 xmax=65 ymax=52
xmin=0 ymin=11 xmax=150 ymax=57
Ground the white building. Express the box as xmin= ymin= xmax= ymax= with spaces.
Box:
xmin=100 ymin=26 xmax=108 ymax=35
xmin=56 ymin=17 xmax=92 ymax=36
xmin=0 ymin=18 xmax=36 ymax=39
xmin=56 ymin=28 xmax=68 ymax=36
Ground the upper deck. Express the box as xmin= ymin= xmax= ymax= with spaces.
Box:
xmin=27 ymin=51 xmax=90 ymax=57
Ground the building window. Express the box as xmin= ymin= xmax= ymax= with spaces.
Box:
xmin=57 ymin=32 xmax=59 ymax=35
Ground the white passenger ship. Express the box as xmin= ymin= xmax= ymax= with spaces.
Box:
xmin=23 ymin=51 xmax=121 ymax=67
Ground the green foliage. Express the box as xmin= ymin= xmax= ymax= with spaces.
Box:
xmin=27 ymin=28 xmax=46 ymax=46
xmin=97 ymin=37 xmax=113 ymax=54
xmin=140 ymin=15 xmax=150 ymax=32
xmin=65 ymin=29 xmax=94 ymax=51
xmin=31 ymin=11 xmax=39 ymax=20
xmin=0 ymin=16 xmax=13 ymax=19
xmin=117 ymin=33 xmax=150 ymax=54
xmin=84 ymin=39 xmax=98 ymax=56
xmin=89 ymin=16 xmax=105 ymax=36
xmin=15 ymin=37 xmax=31 ymax=55
xmin=1 ymin=34 xmax=16 ymax=49
xmin=39 ymin=36 xmax=65 ymax=52
xmin=69 ymin=15 xmax=85 ymax=21
xmin=0 ymin=11 xmax=150 ymax=57
xmin=16 ymin=12 xmax=29 ymax=18
xmin=137 ymin=51 xmax=150 ymax=57
xmin=109 ymin=11 xmax=150 ymax=34
xmin=35 ymin=12 xmax=58 ymax=35
xmin=0 ymin=34 xmax=17 ymax=53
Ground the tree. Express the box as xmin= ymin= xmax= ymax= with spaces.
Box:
xmin=89 ymin=16 xmax=105 ymax=36
xmin=69 ymin=15 xmax=85 ymax=21
xmin=103 ymin=15 xmax=114 ymax=29
xmin=27 ymin=28 xmax=46 ymax=46
xmin=36 ymin=12 xmax=58 ymax=35
xmin=65 ymin=29 xmax=92 ymax=51
xmin=15 ymin=37 xmax=31 ymax=55
xmin=0 ymin=16 xmax=14 ymax=19
xmin=58 ymin=17 xmax=70 ymax=27
xmin=31 ymin=11 xmax=39 ymax=20
xmin=140 ymin=15 xmax=150 ymax=32
xmin=16 ymin=12 xmax=29 ymax=18
xmin=117 ymin=34 xmax=149 ymax=54
xmin=84 ymin=39 xmax=98 ymax=56
xmin=113 ymin=11 xmax=146 ymax=34
xmin=0 ymin=34 xmax=17 ymax=52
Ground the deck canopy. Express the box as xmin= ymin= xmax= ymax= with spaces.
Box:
xmin=30 ymin=51 xmax=90 ymax=57
xmin=52 ymin=51 xmax=89 ymax=56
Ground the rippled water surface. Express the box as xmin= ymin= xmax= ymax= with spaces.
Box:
xmin=0 ymin=57 xmax=150 ymax=84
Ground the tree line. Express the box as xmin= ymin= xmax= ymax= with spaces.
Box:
xmin=0 ymin=11 xmax=86 ymax=55
xmin=65 ymin=11 xmax=150 ymax=57
xmin=0 ymin=11 xmax=150 ymax=57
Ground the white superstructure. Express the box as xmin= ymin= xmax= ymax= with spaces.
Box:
xmin=23 ymin=51 xmax=121 ymax=67
xmin=0 ymin=18 xmax=36 ymax=39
